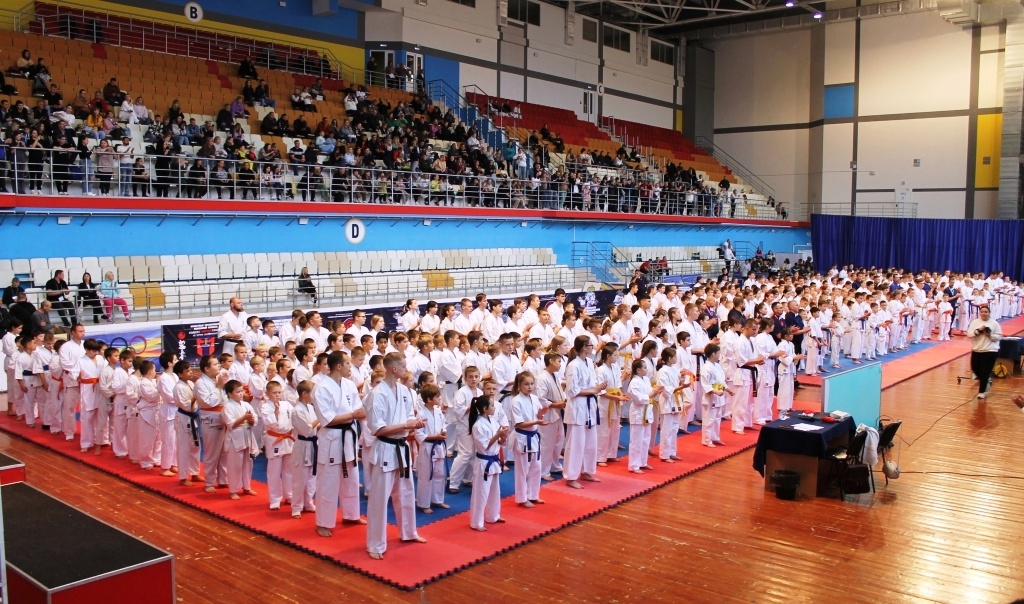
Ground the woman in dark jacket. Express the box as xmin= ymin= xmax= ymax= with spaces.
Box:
xmin=77 ymin=272 xmax=105 ymax=323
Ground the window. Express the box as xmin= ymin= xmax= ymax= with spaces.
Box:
xmin=581 ymin=18 xmax=597 ymax=42
xmin=447 ymin=0 xmax=475 ymax=7
xmin=603 ymin=26 xmax=631 ymax=53
xmin=508 ymin=0 xmax=540 ymax=26
xmin=651 ymin=40 xmax=674 ymax=65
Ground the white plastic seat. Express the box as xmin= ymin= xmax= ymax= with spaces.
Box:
xmin=29 ymin=258 xmax=48 ymax=273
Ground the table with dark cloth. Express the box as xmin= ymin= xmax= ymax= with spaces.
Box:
xmin=753 ymin=414 xmax=857 ymax=477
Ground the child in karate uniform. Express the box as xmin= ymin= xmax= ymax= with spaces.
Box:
xmin=699 ymin=344 xmax=730 ymax=447
xmin=2 ymin=323 xmax=23 ymax=419
xmin=262 ymin=380 xmax=294 ymax=510
xmin=469 ymin=395 xmax=508 ymax=531
xmin=136 ymin=361 xmax=162 ymax=469
xmin=14 ymin=336 xmax=36 ymax=425
xmin=291 ymin=380 xmax=319 ymax=518
xmin=775 ymin=329 xmax=803 ymax=416
xmin=172 ymin=361 xmax=201 ymax=486
xmin=447 ymin=366 xmax=482 ymax=493
xmin=32 ymin=334 xmax=53 ymax=431
xmin=76 ymin=340 xmax=103 ymax=452
xmin=125 ymin=357 xmax=142 ymax=463
xmin=510 ymin=371 xmax=545 ymax=507
xmin=415 ymin=384 xmax=450 ymax=513
xmin=655 ymin=347 xmax=683 ymax=462
xmin=222 ymin=379 xmax=260 ymax=500
xmin=626 ymin=359 xmax=660 ymax=473
xmin=937 ymin=295 xmax=954 ymax=341
xmin=595 ymin=345 xmax=626 ymax=466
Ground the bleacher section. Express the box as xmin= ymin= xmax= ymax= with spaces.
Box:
xmin=614 ymin=245 xmax=727 ymax=281
xmin=602 ymin=117 xmax=735 ymax=188
xmin=1 ymin=248 xmax=586 ymax=319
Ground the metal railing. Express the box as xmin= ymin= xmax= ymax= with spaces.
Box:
xmin=13 ymin=265 xmax=593 ymax=322
xmin=695 ymin=136 xmax=776 ymax=200
xmin=22 ymin=1 xmax=365 ymax=85
xmin=0 ymin=147 xmax=795 ymax=221
xmin=816 ymin=202 xmax=918 ymax=218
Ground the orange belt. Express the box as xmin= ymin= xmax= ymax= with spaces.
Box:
xmin=201 ymin=405 xmax=224 ymax=413
xmin=80 ymin=377 xmax=99 ymax=384
xmin=267 ymin=429 xmax=295 ymax=444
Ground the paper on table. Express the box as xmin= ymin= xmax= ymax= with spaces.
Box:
xmin=791 ymin=423 xmax=824 ymax=432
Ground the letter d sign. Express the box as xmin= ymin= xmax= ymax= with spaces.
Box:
xmin=345 ymin=218 xmax=366 ymax=244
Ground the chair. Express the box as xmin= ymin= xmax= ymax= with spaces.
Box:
xmin=825 ymin=429 xmax=871 ymax=499
xmin=877 ymin=420 xmax=903 ymax=486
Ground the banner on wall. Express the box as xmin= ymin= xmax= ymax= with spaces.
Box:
xmin=162 ymin=287 xmax=625 ymax=366
xmin=91 ymin=326 xmax=164 ymax=365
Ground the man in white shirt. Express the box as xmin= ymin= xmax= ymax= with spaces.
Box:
xmin=967 ymin=306 xmax=1002 ymax=399
xmin=452 ymin=298 xmax=475 ymax=335
xmin=547 ymin=289 xmax=567 ymax=327
xmin=58 ymin=323 xmax=87 ymax=436
xmin=481 ymin=300 xmax=505 ymax=345
xmin=218 ymin=297 xmax=249 ymax=355
xmin=527 ymin=308 xmax=556 ymax=347
xmin=346 ymin=309 xmax=370 ymax=342
xmin=195 ymin=355 xmax=229 ymax=491
xmin=302 ymin=311 xmax=330 ymax=353
xmin=631 ymin=294 xmax=654 ymax=337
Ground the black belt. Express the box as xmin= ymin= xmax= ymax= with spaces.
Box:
xmin=326 ymin=422 xmax=357 ymax=478
xmin=297 ymin=434 xmax=318 ymax=471
xmin=585 ymin=394 xmax=600 ymax=429
xmin=514 ymin=427 xmax=540 ymax=462
xmin=177 ymin=407 xmax=200 ymax=446
xmin=743 ymin=366 xmax=759 ymax=396
xmin=427 ymin=441 xmax=447 ymax=480
xmin=378 ymin=435 xmax=412 ymax=478
xmin=475 ymin=452 xmax=500 ymax=481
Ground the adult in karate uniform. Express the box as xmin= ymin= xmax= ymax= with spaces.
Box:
xmin=313 ymin=351 xmax=365 ymax=536
xmin=366 ymin=352 xmax=427 ymax=559
xmin=195 ymin=355 xmax=230 ymax=492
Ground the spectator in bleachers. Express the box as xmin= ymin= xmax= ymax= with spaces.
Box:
xmin=260 ymin=110 xmax=281 ymax=136
xmin=209 ymin=160 xmax=232 ymax=199
xmin=131 ymin=96 xmax=152 ymax=125
xmin=68 ymin=88 xmax=89 ymax=119
xmin=31 ymin=300 xmax=55 ymax=336
xmin=76 ymin=272 xmax=104 ymax=324
xmin=24 ymin=130 xmax=44 ymax=194
xmin=114 ymin=136 xmax=135 ymax=197
xmin=292 ymin=114 xmax=312 ymax=138
xmin=236 ymin=160 xmax=257 ymax=199
xmin=44 ymin=269 xmax=76 ymax=327
xmin=239 ymin=56 xmax=259 ymax=80
xmin=99 ymin=271 xmax=130 ymax=323
xmin=297 ymin=268 xmax=317 ymax=304
xmin=187 ymin=159 xmax=208 ymax=198
xmin=75 ymin=133 xmax=93 ymax=196
xmin=43 ymin=82 xmax=63 ymax=112
xmin=51 ymin=134 xmax=76 ymax=196
xmin=2 ymin=278 xmax=25 ymax=308
xmin=92 ymin=138 xmax=118 ymax=195
xmin=229 ymin=96 xmax=249 ymax=121
xmin=166 ymin=99 xmax=184 ymax=124
xmin=102 ymin=78 xmax=125 ymax=108
xmin=183 ymin=118 xmax=202 ymax=146
xmin=310 ymin=79 xmax=325 ymax=102
xmin=242 ymin=79 xmax=256 ymax=106
xmin=131 ymin=158 xmax=151 ymax=197
xmin=254 ymin=79 xmax=276 ymax=109
xmin=277 ymin=114 xmax=292 ymax=137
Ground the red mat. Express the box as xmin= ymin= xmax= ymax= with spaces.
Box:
xmin=0 ymin=415 xmax=758 ymax=589
xmin=799 ymin=316 xmax=1024 ymax=390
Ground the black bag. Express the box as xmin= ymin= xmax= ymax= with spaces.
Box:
xmin=842 ymin=463 xmax=872 ymax=494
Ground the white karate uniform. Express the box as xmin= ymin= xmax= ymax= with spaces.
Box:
xmin=218 ymin=310 xmax=250 ymax=355
xmin=730 ymin=336 xmax=756 ymax=433
xmin=174 ymin=379 xmax=201 ymax=481
xmin=195 ymin=373 xmax=229 ymax=487
xmin=30 ymin=347 xmax=52 ymax=428
xmin=535 ymin=371 xmax=565 ymax=476
xmin=58 ymin=339 xmax=85 ymax=438
xmin=563 ymin=356 xmax=599 ymax=481
xmin=753 ymin=333 xmax=777 ymax=423
xmin=157 ymin=371 xmax=178 ymax=471
xmin=415 ymin=404 xmax=448 ymax=508
xmin=77 ymin=358 xmax=101 ymax=449
xmin=262 ymin=399 xmax=295 ymax=508
xmin=596 ymin=363 xmax=623 ymax=463
xmin=366 ymin=381 xmax=420 ymax=556
xmin=313 ymin=376 xmax=363 ymax=527
xmin=938 ymin=301 xmax=953 ymax=340
xmin=700 ymin=361 xmax=726 ymax=445
xmin=95 ymin=362 xmax=115 ymax=442
xmin=222 ymin=398 xmax=259 ymax=493
xmin=470 ymin=415 xmax=502 ymax=529
xmin=776 ymin=340 xmax=796 ymax=412
xmin=626 ymin=374 xmax=655 ymax=471
xmin=510 ymin=392 xmax=543 ymax=503
xmin=656 ymin=364 xmax=682 ymax=460
xmin=136 ymin=377 xmax=162 ymax=468
xmin=125 ymin=374 xmax=141 ymax=462
xmin=447 ymin=384 xmax=481 ymax=488
xmin=290 ymin=401 xmax=318 ymax=516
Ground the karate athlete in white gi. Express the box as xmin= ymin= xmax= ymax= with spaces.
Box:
xmin=563 ymin=336 xmax=607 ymax=490
xmin=366 ymin=352 xmax=427 ymax=559
xmin=313 ymin=351 xmax=366 ymax=536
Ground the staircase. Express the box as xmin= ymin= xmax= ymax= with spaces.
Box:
xmin=695 ymin=137 xmax=775 ymax=200
xmin=572 ymin=241 xmax=632 ymax=284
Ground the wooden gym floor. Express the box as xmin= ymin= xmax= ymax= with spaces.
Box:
xmin=1 ymin=352 xmax=1022 ymax=604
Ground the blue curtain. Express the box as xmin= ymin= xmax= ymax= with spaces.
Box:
xmin=811 ymin=215 xmax=1024 ymax=280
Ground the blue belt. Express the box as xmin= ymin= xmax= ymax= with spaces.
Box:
xmin=42 ymin=364 xmax=49 ymax=370
xmin=428 ymin=440 xmax=447 ymax=480
xmin=21 ymin=370 xmax=32 ymax=376
xmin=514 ymin=427 xmax=540 ymax=462
xmin=297 ymin=434 xmax=318 ymax=470
xmin=177 ymin=407 xmax=200 ymax=446
xmin=475 ymin=452 xmax=501 ymax=481
xmin=585 ymin=394 xmax=600 ymax=429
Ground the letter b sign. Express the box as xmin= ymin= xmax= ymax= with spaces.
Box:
xmin=184 ymin=2 xmax=204 ymax=23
